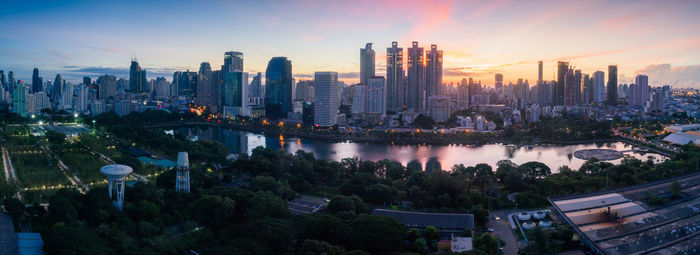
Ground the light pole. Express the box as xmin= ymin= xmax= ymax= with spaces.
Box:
xmin=92 ymin=120 xmax=96 ymax=129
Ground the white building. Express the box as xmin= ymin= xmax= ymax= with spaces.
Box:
xmin=75 ymin=84 xmax=88 ymax=112
xmin=351 ymin=84 xmax=367 ymax=114
xmin=34 ymin=92 xmax=50 ymax=111
xmin=61 ymin=83 xmax=73 ymax=110
xmin=90 ymin=100 xmax=105 ymax=116
xmin=367 ymin=76 xmax=385 ymax=115
xmin=314 ymin=72 xmax=339 ymax=127
xmin=593 ymin=71 xmax=605 ymax=103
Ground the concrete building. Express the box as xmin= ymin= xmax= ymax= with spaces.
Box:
xmin=428 ymin=96 xmax=450 ymax=123
xmin=351 ymin=84 xmax=367 ymax=114
xmin=313 ymin=72 xmax=339 ymax=127
xmin=367 ymin=76 xmax=386 ymax=115
xmin=360 ymin=43 xmax=375 ymax=85
xmin=386 ymin=42 xmax=404 ymax=112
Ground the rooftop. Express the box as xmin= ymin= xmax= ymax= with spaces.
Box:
xmin=100 ymin=164 xmax=133 ymax=177
xmin=550 ymin=172 xmax=700 ymax=255
xmin=372 ymin=209 xmax=474 ymax=231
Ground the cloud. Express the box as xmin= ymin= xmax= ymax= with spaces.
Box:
xmin=635 ymin=63 xmax=700 ymax=88
xmin=300 ymin=35 xmax=325 ymax=43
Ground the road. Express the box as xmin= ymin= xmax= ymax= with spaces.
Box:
xmin=2 ymin=147 xmax=22 ymax=200
xmin=489 ymin=210 xmax=520 ymax=255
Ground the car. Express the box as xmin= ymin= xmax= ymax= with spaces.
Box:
xmin=494 ymin=216 xmax=501 ymax=220
xmin=486 ymin=228 xmax=495 ymax=232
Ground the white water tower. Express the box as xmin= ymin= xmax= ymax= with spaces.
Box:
xmin=176 ymin=152 xmax=190 ymax=193
xmin=100 ymin=164 xmax=133 ymax=211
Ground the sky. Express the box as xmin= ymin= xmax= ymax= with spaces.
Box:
xmin=1 ymin=0 xmax=700 ymax=87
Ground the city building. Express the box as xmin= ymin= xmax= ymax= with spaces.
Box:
xmin=428 ymin=96 xmax=450 ymax=123
xmin=593 ymin=71 xmax=605 ymax=103
xmin=386 ymin=42 xmax=404 ymax=112
xmin=173 ymin=71 xmax=197 ymax=99
xmin=32 ymin=68 xmax=42 ymax=93
xmin=556 ymin=61 xmax=568 ymax=106
xmin=367 ymin=76 xmax=386 ymax=115
xmin=607 ymin=65 xmax=618 ymax=105
xmin=425 ymin=44 xmax=443 ymax=111
xmin=97 ymin=75 xmax=117 ymax=100
xmin=197 ymin=62 xmax=213 ymax=107
xmin=223 ymin=51 xmax=243 ymax=72
xmin=351 ymin=84 xmax=367 ymax=114
xmin=249 ymin=72 xmax=263 ymax=98
xmin=129 ymin=59 xmax=147 ymax=92
xmin=222 ymin=71 xmax=249 ymax=117
xmin=265 ymin=57 xmax=293 ymax=119
xmin=313 ymin=72 xmax=339 ymax=127
xmin=407 ymin=41 xmax=425 ymax=113
xmin=360 ymin=43 xmax=375 ymax=85
xmin=11 ymin=81 xmax=26 ymax=117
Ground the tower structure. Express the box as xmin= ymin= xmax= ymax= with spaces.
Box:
xmin=176 ymin=152 xmax=190 ymax=193
xmin=100 ymin=164 xmax=133 ymax=211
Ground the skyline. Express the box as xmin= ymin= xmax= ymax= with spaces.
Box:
xmin=2 ymin=0 xmax=700 ymax=87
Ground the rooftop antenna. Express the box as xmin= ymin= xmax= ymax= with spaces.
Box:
xmin=176 ymin=152 xmax=190 ymax=193
xmin=100 ymin=164 xmax=133 ymax=211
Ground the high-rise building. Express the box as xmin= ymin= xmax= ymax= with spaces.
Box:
xmin=75 ymin=84 xmax=88 ymax=112
xmin=386 ymin=42 xmax=404 ymax=112
xmin=223 ymin=51 xmax=244 ymax=72
xmin=607 ymin=65 xmax=618 ymax=105
xmin=367 ymin=76 xmax=386 ymax=114
xmin=83 ymin=77 xmax=91 ymax=87
xmin=583 ymin=74 xmax=593 ymax=105
xmin=556 ymin=61 xmax=568 ymax=105
xmin=360 ymin=43 xmax=375 ymax=85
xmin=294 ymin=80 xmax=314 ymax=102
xmin=8 ymin=71 xmax=15 ymax=96
xmin=12 ymin=81 xmax=27 ymax=117
xmin=635 ymin=74 xmax=649 ymax=106
xmin=495 ymin=73 xmax=503 ymax=89
xmin=314 ymin=72 xmax=339 ymax=127
xmin=264 ymin=57 xmax=293 ymax=119
xmin=351 ymin=84 xmax=367 ymax=114
xmin=537 ymin=61 xmax=543 ymax=85
xmin=593 ymin=71 xmax=605 ymax=103
xmin=222 ymin=71 xmax=249 ymax=117
xmin=457 ymin=78 xmax=469 ymax=109
xmin=97 ymin=75 xmax=117 ymax=100
xmin=428 ymin=96 xmax=450 ymax=123
xmin=173 ymin=71 xmax=197 ymax=98
xmin=61 ymin=82 xmax=73 ymax=109
xmin=406 ymin=41 xmax=425 ymax=112
xmin=425 ymin=44 xmax=443 ymax=110
xmin=249 ymin=72 xmax=263 ymax=98
xmin=129 ymin=59 xmax=147 ymax=92
xmin=32 ymin=68 xmax=42 ymax=93
xmin=0 ymin=71 xmax=5 ymax=93
xmin=51 ymin=74 xmax=62 ymax=105
xmin=197 ymin=62 xmax=213 ymax=107
xmin=154 ymin=77 xmax=170 ymax=100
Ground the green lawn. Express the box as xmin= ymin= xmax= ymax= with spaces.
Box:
xmin=59 ymin=144 xmax=111 ymax=184
xmin=10 ymin=147 xmax=70 ymax=189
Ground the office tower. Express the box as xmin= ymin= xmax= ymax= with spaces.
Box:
xmin=7 ymin=71 xmax=15 ymax=96
xmin=97 ymin=75 xmax=117 ymax=100
xmin=173 ymin=71 xmax=197 ymax=98
xmin=425 ymin=44 xmax=443 ymax=110
xmin=583 ymin=74 xmax=593 ymax=104
xmin=12 ymin=81 xmax=26 ymax=117
xmin=75 ymin=84 xmax=88 ymax=112
xmin=61 ymin=82 xmax=73 ymax=109
xmin=386 ymin=42 xmax=404 ymax=112
xmin=197 ymin=62 xmax=213 ymax=107
xmin=360 ymin=43 xmax=375 ymax=85
xmin=32 ymin=68 xmax=42 ymax=93
xmin=223 ymin=51 xmax=244 ymax=72
xmin=52 ymin=74 xmax=62 ymax=104
xmin=367 ymin=76 xmax=386 ymax=114
xmin=154 ymin=77 xmax=169 ymax=100
xmin=35 ymin=92 xmax=50 ymax=111
xmin=607 ymin=65 xmax=617 ymax=105
xmin=0 ymin=71 xmax=5 ymax=93
xmin=351 ymin=84 xmax=367 ymax=114
xmin=264 ymin=57 xmax=293 ymax=119
xmin=663 ymin=85 xmax=671 ymax=99
xmin=83 ymin=77 xmax=91 ymax=87
xmin=295 ymin=80 xmax=314 ymax=102
xmin=222 ymin=71 xmax=249 ymax=117
xmin=574 ymin=69 xmax=582 ymax=105
xmin=314 ymin=72 xmax=339 ymax=127
xmin=635 ymin=74 xmax=649 ymax=106
xmin=249 ymin=72 xmax=263 ymax=98
xmin=593 ymin=71 xmax=605 ymax=103
xmin=407 ymin=41 xmax=425 ymax=112
xmin=210 ymin=70 xmax=222 ymax=111
xmin=129 ymin=59 xmax=147 ymax=92
xmin=556 ymin=61 xmax=568 ymax=105
xmin=457 ymin=79 xmax=468 ymax=109
xmin=646 ymin=88 xmax=664 ymax=115
xmin=537 ymin=61 xmax=543 ymax=85
xmin=564 ymin=69 xmax=575 ymax=105
xmin=495 ymin=73 xmax=503 ymax=89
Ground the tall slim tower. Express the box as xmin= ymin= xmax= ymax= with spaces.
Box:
xmin=386 ymin=42 xmax=404 ymax=112
xmin=360 ymin=43 xmax=375 ymax=85
xmin=407 ymin=41 xmax=425 ymax=112
xmin=495 ymin=74 xmax=503 ymax=89
xmin=425 ymin=44 xmax=443 ymax=110
xmin=176 ymin=152 xmax=190 ymax=193
xmin=32 ymin=68 xmax=42 ymax=93
xmin=100 ymin=164 xmax=133 ymax=211
xmin=313 ymin=72 xmax=339 ymax=127
xmin=537 ymin=61 xmax=543 ymax=85
xmin=607 ymin=65 xmax=618 ymax=105
xmin=556 ymin=61 xmax=568 ymax=105
xmin=265 ymin=57 xmax=293 ymax=119
xmin=223 ymin=51 xmax=244 ymax=72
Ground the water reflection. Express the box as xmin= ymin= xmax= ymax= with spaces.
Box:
xmin=172 ymin=126 xmax=666 ymax=173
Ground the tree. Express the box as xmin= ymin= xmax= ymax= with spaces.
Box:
xmin=327 ymin=195 xmax=355 ymax=214
xmin=518 ymin=161 xmax=551 ymax=183
xmin=670 ymin=181 xmax=682 ymax=199
xmin=413 ymin=114 xmax=436 ymax=129
xmin=425 ymin=226 xmax=440 ymax=250
xmin=186 ymin=195 xmax=235 ymax=229
xmin=3 ymin=198 xmax=25 ymax=223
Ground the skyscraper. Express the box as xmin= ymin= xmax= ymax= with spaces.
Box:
xmin=635 ymin=74 xmax=649 ymax=106
xmin=425 ymin=44 xmax=443 ymax=110
xmin=265 ymin=57 xmax=293 ymax=119
xmin=538 ymin=61 xmax=543 ymax=85
xmin=314 ymin=72 xmax=339 ymax=127
xmin=32 ymin=68 xmax=42 ymax=93
xmin=83 ymin=77 xmax=91 ymax=87
xmin=197 ymin=62 xmax=213 ymax=107
xmin=386 ymin=42 xmax=403 ymax=112
xmin=593 ymin=71 xmax=605 ymax=103
xmin=367 ymin=76 xmax=386 ymax=115
xmin=52 ymin=74 xmax=63 ymax=104
xmin=223 ymin=51 xmax=244 ymax=72
xmin=222 ymin=71 xmax=249 ymax=117
xmin=248 ymin=72 xmax=262 ymax=99
xmin=360 ymin=43 xmax=375 ymax=85
xmin=351 ymin=84 xmax=367 ymax=114
xmin=129 ymin=59 xmax=147 ymax=92
xmin=607 ymin=65 xmax=618 ymax=105
xmin=12 ymin=81 xmax=27 ymax=117
xmin=495 ymin=74 xmax=503 ymax=89
xmin=97 ymin=75 xmax=117 ymax=100
xmin=406 ymin=41 xmax=425 ymax=112
xmin=173 ymin=71 xmax=198 ymax=98
xmin=556 ymin=61 xmax=568 ymax=105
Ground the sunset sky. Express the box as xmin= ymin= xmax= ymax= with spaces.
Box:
xmin=2 ymin=0 xmax=700 ymax=87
